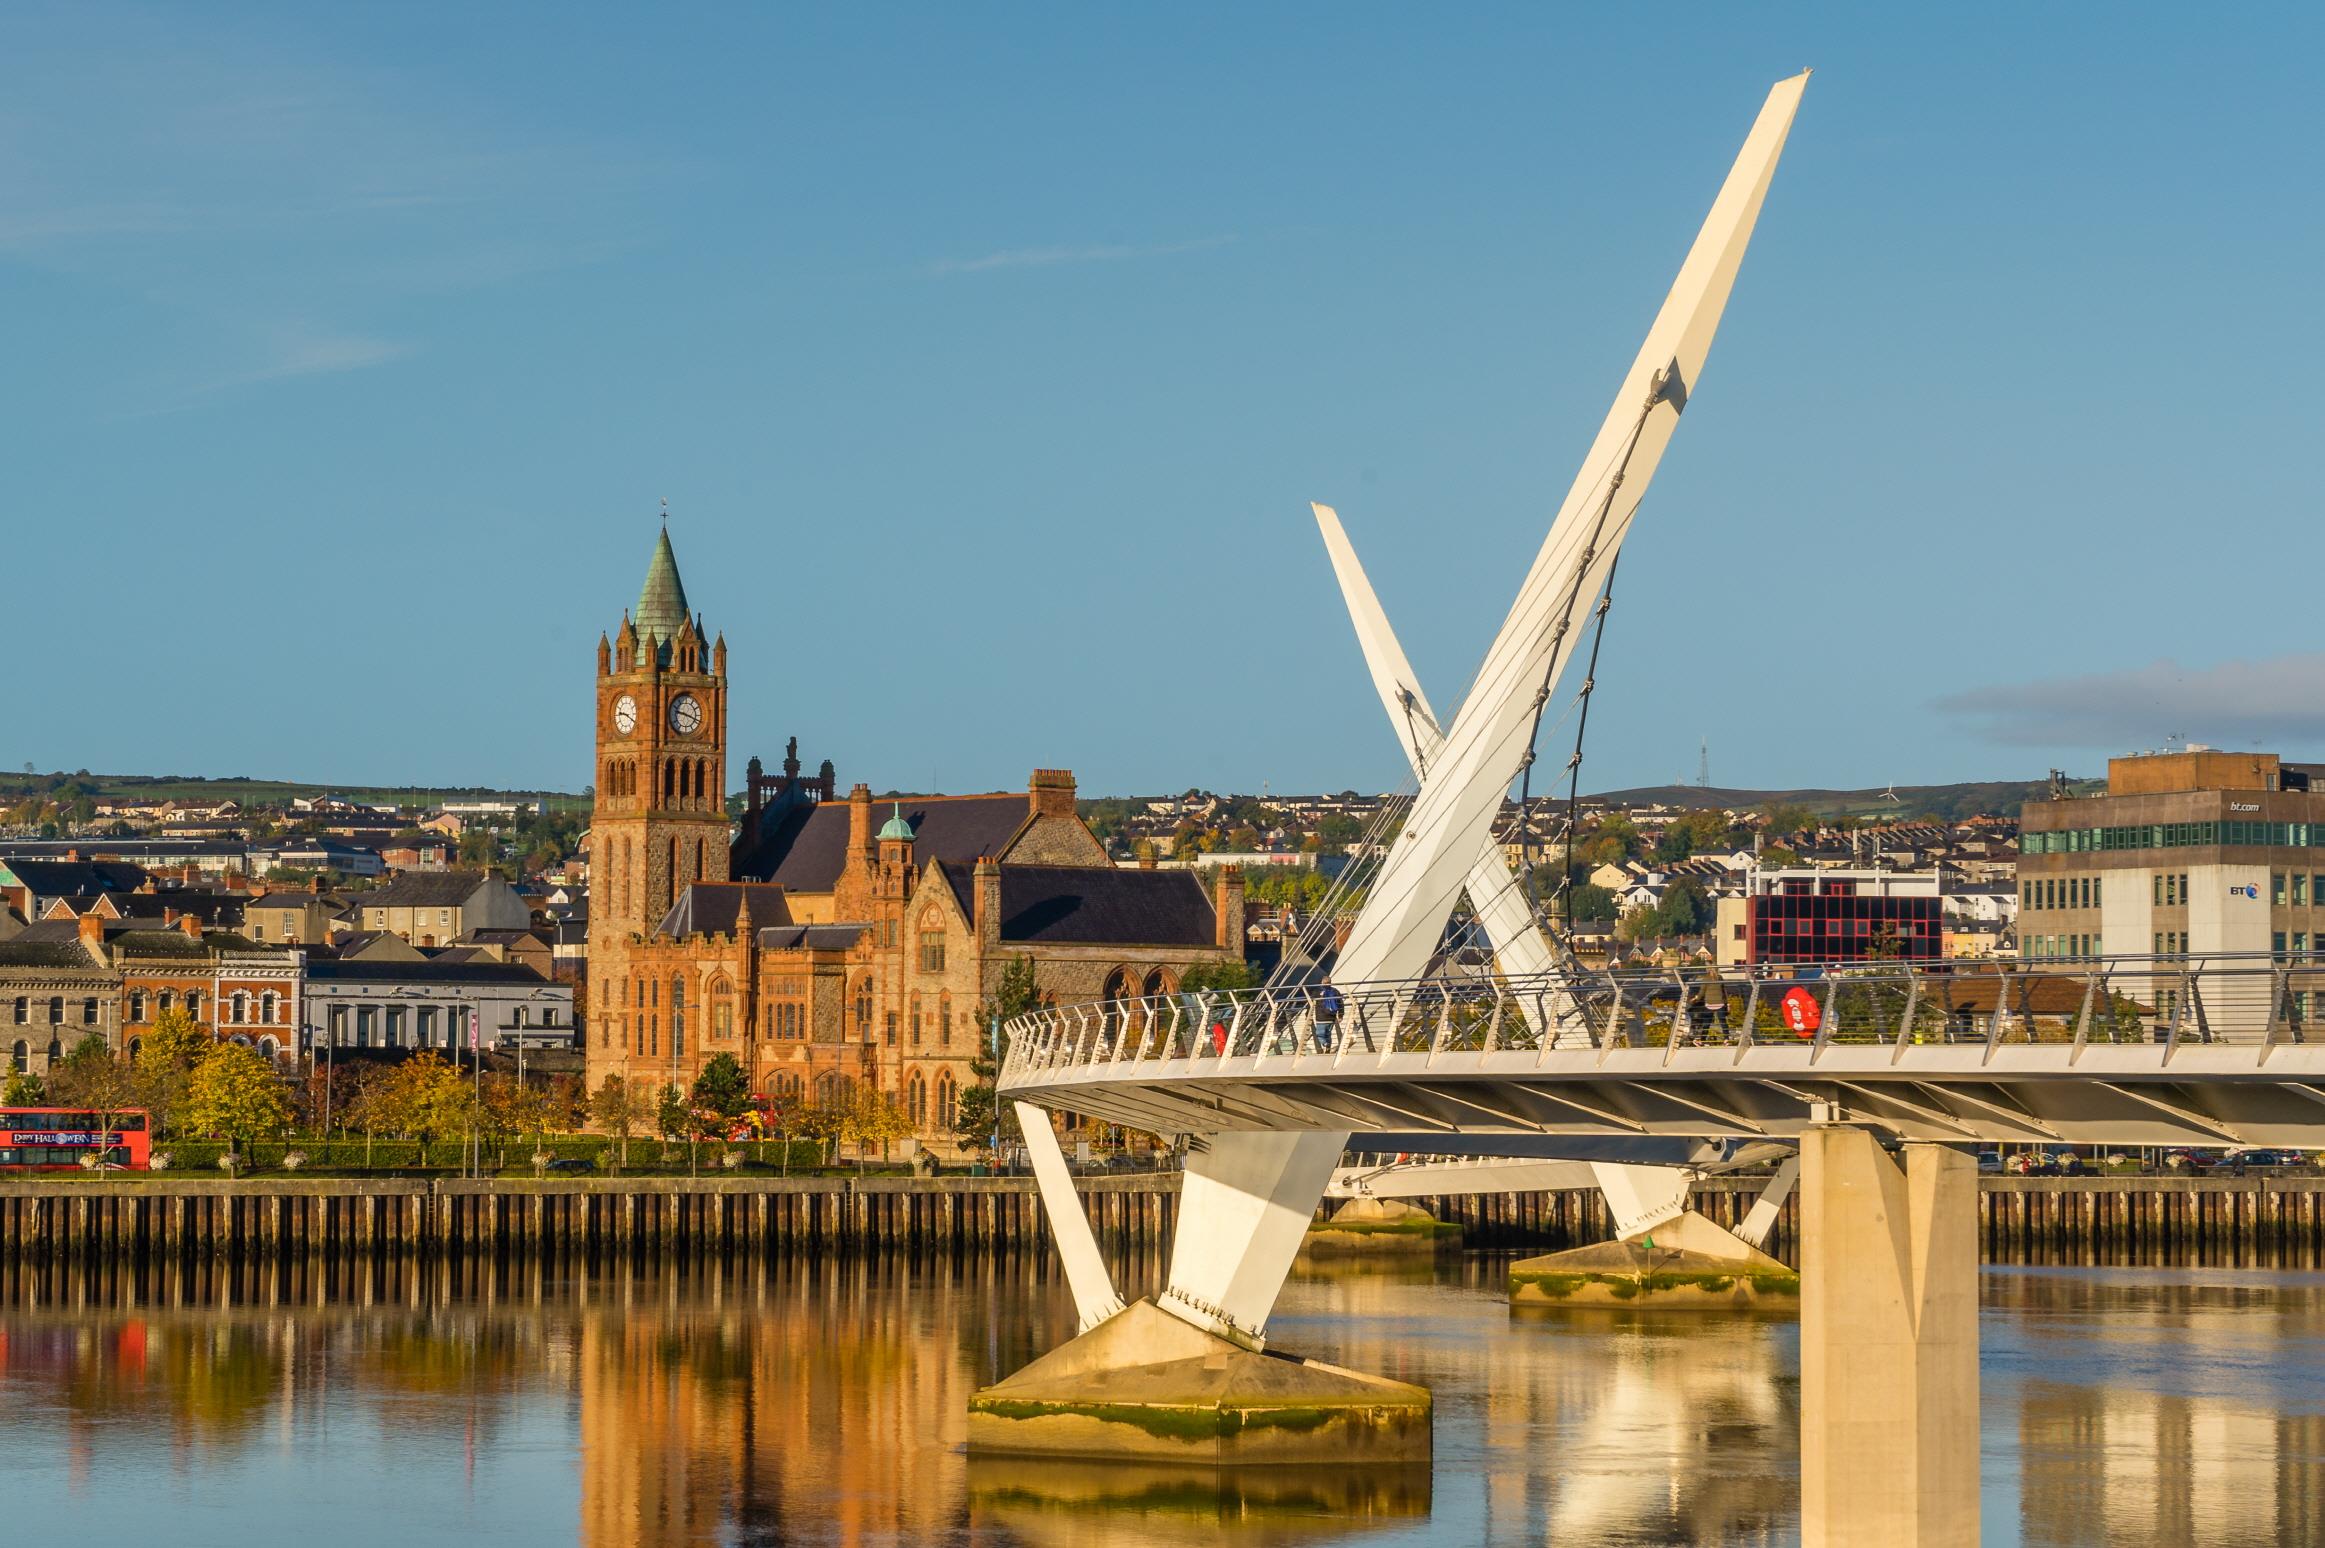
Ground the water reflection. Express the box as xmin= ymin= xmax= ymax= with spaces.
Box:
xmin=3 ymin=1254 xmax=2324 ymax=1545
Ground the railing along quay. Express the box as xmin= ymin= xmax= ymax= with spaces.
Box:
xmin=0 ymin=1174 xmax=1179 ymax=1267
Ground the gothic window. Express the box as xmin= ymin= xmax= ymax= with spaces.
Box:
xmin=939 ymin=993 xmax=953 ymax=1047
xmin=936 ymin=1071 xmax=957 ymax=1131
xmin=919 ymin=930 xmax=946 ymax=973
xmin=853 ymin=977 xmax=873 ymax=1037
xmin=711 ymin=978 xmax=733 ymax=1038
xmin=910 ymin=993 xmax=923 ymax=1047
xmin=9 ymin=1040 xmax=25 ymax=1073
xmin=906 ymin=1072 xmax=927 ymax=1126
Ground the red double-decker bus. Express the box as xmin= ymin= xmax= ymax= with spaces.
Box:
xmin=0 ymin=1108 xmax=152 ymax=1171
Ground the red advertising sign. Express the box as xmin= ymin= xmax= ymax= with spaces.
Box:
xmin=1780 ymin=987 xmax=1822 ymax=1037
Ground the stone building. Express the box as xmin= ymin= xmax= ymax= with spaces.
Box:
xmin=349 ymin=870 xmax=531 ymax=947
xmin=583 ymin=527 xmax=1245 ymax=1145
xmin=1 ymin=928 xmax=117 ymax=1077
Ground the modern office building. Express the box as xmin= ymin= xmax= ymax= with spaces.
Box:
xmin=1715 ymin=866 xmax=1944 ymax=968
xmin=2018 ymin=749 xmax=2325 ymax=966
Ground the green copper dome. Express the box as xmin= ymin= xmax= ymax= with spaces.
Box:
xmin=878 ymin=802 xmax=915 ymax=842
xmin=635 ymin=526 xmax=692 ymax=652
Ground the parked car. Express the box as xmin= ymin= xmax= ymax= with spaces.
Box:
xmin=2162 ymin=1149 xmax=2217 ymax=1172
xmin=545 ymin=1156 xmax=597 ymax=1173
xmin=2225 ymin=1148 xmax=2304 ymax=1172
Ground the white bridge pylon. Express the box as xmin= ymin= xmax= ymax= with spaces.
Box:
xmin=1020 ymin=71 xmax=1811 ymax=1346
xmin=1315 ymin=497 xmax=1697 ymax=1239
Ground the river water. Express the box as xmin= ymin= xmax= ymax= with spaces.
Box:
xmin=2 ymin=1252 xmax=2319 ymax=1547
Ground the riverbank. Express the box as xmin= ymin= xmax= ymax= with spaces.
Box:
xmin=8 ymin=1173 xmax=2325 ymax=1268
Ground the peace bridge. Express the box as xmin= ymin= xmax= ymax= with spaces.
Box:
xmin=965 ymin=69 xmax=2308 ymax=1548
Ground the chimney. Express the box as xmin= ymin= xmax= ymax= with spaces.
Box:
xmin=1029 ymin=769 xmax=1077 ymax=820
xmin=847 ymin=783 xmax=875 ymax=862
xmin=973 ymin=855 xmax=1002 ymax=947
xmin=1214 ymin=865 xmax=1246 ymax=951
xmin=180 ymin=912 xmax=203 ymax=940
xmin=1136 ymin=841 xmax=1158 ymax=871
xmin=309 ymin=873 xmax=323 ymax=895
xmin=77 ymin=911 xmax=104 ymax=954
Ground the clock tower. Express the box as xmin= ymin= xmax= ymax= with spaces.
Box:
xmin=590 ymin=525 xmax=730 ymax=1079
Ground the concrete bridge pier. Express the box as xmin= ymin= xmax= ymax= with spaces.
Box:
xmin=1800 ymin=1124 xmax=1978 ymax=1548
xmin=970 ymin=1118 xmax=1431 ymax=1464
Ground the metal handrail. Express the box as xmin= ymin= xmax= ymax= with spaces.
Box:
xmin=997 ymin=953 xmax=2325 ymax=1088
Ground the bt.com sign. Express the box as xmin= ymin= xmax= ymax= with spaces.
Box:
xmin=2231 ymin=884 xmax=2261 ymax=899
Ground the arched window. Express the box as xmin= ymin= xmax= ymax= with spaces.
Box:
xmin=129 ymin=991 xmax=147 ymax=1022
xmin=230 ymin=992 xmax=250 ymax=1025
xmin=46 ymin=1039 xmax=62 ymax=1063
xmin=159 ymin=990 xmax=175 ymax=1014
xmin=127 ymin=1037 xmax=142 ymax=1060
xmin=258 ymin=1035 xmax=280 ymax=1059
xmin=853 ymin=977 xmax=873 ymax=1037
xmin=9 ymin=1040 xmax=25 ymax=1073
xmin=939 ymin=992 xmax=953 ymax=1047
xmin=936 ymin=1071 xmax=957 ymax=1131
xmin=711 ymin=978 xmax=733 ymax=1039
xmin=906 ymin=1072 xmax=927 ymax=1127
xmin=261 ymin=991 xmax=279 ymax=1024
xmin=909 ymin=993 xmax=923 ymax=1046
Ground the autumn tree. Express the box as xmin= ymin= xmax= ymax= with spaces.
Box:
xmin=590 ymin=1075 xmax=648 ymax=1166
xmin=47 ymin=1033 xmax=140 ymax=1156
xmin=841 ymin=1086 xmax=913 ymax=1173
xmin=135 ymin=1008 xmax=214 ymax=1138
xmin=182 ymin=1043 xmax=292 ymax=1169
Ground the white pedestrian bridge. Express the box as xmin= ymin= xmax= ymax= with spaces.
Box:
xmin=998 ymin=954 xmax=2325 ymax=1150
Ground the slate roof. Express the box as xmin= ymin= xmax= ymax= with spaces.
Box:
xmin=305 ymin=959 xmax=559 ymax=987
xmin=353 ymin=871 xmax=491 ymax=909
xmin=930 ymin=862 xmax=1218 ymax=948
xmin=734 ymin=794 xmax=1029 ymax=891
xmin=0 ymin=859 xmax=150 ymax=897
xmin=0 ymin=938 xmax=104 ymax=970
xmin=756 ymin=924 xmax=872 ymax=952
xmin=656 ymin=883 xmax=792 ymax=938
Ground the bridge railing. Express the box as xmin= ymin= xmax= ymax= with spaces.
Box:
xmin=997 ymin=954 xmax=2325 ymax=1085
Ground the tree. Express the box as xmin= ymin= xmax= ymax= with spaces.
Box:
xmin=691 ymin=1053 xmax=751 ymax=1125
xmin=796 ymin=1100 xmax=846 ymax=1166
xmin=370 ymin=1052 xmax=477 ymax=1147
xmin=1567 ymin=882 xmax=1620 ymax=923
xmin=591 ymin=1075 xmax=648 ymax=1166
xmin=654 ymin=1082 xmax=689 ymax=1143
xmin=2 ymin=1072 xmax=45 ymax=1106
xmin=1176 ymin=958 xmax=1255 ymax=997
xmin=135 ymin=1008 xmax=214 ymax=1138
xmin=181 ymin=1043 xmax=292 ymax=1168
xmin=840 ymin=1087 xmax=914 ymax=1173
xmin=47 ymin=1033 xmax=139 ymax=1157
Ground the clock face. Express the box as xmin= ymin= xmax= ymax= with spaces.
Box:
xmin=611 ymin=694 xmax=638 ymax=735
xmin=669 ymin=693 xmax=704 ymax=736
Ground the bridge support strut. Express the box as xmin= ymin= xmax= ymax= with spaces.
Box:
xmin=1800 ymin=1125 xmax=1978 ymax=1548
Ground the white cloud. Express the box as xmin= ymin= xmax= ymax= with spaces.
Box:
xmin=1936 ymin=654 xmax=2325 ymax=750
xmin=929 ymin=234 xmax=1235 ymax=276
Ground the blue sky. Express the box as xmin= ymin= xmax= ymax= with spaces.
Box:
xmin=7 ymin=3 xmax=2322 ymax=798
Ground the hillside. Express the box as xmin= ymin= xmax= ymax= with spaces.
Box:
xmin=0 ymin=769 xmax=590 ymax=814
xmin=1584 ymin=777 xmax=2100 ymax=823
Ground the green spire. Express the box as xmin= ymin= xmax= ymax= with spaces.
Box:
xmin=635 ymin=525 xmax=692 ymax=649
xmin=878 ymin=802 xmax=915 ymax=842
